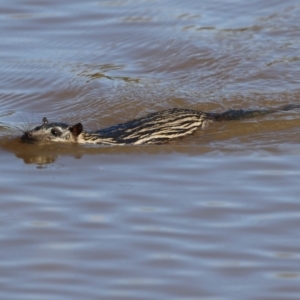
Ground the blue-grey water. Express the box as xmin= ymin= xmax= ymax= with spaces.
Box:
xmin=1 ymin=0 xmax=300 ymax=299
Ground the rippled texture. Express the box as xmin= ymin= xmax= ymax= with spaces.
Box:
xmin=1 ymin=152 xmax=300 ymax=300
xmin=1 ymin=0 xmax=300 ymax=299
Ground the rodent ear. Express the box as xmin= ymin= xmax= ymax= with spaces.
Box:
xmin=43 ymin=117 xmax=49 ymax=124
xmin=70 ymin=123 xmax=83 ymax=137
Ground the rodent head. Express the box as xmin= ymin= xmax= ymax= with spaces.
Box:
xmin=21 ymin=117 xmax=83 ymax=143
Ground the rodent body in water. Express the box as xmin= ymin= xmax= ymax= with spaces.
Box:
xmin=21 ymin=104 xmax=300 ymax=145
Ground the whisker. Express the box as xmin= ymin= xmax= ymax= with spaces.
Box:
xmin=10 ymin=125 xmax=24 ymax=134
xmin=20 ymin=115 xmax=31 ymax=132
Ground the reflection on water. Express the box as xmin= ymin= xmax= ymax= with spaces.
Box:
xmin=1 ymin=0 xmax=300 ymax=299
xmin=1 ymin=147 xmax=300 ymax=299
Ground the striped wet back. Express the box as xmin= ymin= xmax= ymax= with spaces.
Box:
xmin=79 ymin=108 xmax=211 ymax=145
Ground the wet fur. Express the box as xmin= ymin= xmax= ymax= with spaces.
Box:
xmin=21 ymin=104 xmax=300 ymax=145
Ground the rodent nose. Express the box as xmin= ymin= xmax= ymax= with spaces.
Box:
xmin=21 ymin=132 xmax=32 ymax=142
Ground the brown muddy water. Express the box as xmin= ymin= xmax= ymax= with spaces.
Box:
xmin=1 ymin=0 xmax=300 ymax=299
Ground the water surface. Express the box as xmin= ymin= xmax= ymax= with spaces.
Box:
xmin=1 ymin=0 xmax=300 ymax=299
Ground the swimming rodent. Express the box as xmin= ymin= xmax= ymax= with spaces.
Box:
xmin=21 ymin=104 xmax=299 ymax=145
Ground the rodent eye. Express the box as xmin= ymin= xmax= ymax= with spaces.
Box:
xmin=51 ymin=128 xmax=59 ymax=136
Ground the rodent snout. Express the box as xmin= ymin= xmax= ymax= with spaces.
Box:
xmin=21 ymin=131 xmax=33 ymax=142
